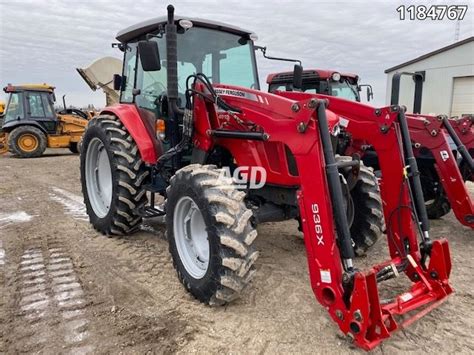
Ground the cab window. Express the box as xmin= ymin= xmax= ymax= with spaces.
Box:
xmin=133 ymin=26 xmax=259 ymax=116
xmin=4 ymin=92 xmax=24 ymax=123
xmin=27 ymin=92 xmax=55 ymax=118
xmin=135 ymin=37 xmax=168 ymax=112
xmin=121 ymin=43 xmax=138 ymax=103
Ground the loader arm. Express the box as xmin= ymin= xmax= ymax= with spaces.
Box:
xmin=195 ymin=85 xmax=452 ymax=350
xmin=406 ymin=114 xmax=473 ymax=228
xmin=449 ymin=115 xmax=474 ymax=181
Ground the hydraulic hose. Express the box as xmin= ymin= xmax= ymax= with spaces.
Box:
xmin=315 ymin=99 xmax=355 ymax=264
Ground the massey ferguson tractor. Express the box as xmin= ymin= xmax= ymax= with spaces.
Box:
xmin=80 ymin=5 xmax=453 ymax=350
xmin=268 ymin=69 xmax=474 ymax=228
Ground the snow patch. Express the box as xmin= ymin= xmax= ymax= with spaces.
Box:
xmin=49 ymin=187 xmax=88 ymax=221
xmin=0 ymin=211 xmax=33 ymax=228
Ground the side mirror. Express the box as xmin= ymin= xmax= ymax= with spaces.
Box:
xmin=359 ymin=84 xmax=373 ymax=102
xmin=367 ymin=86 xmax=373 ymax=101
xmin=293 ymin=64 xmax=303 ymax=91
xmin=113 ymin=74 xmax=122 ymax=91
xmin=138 ymin=40 xmax=161 ymax=71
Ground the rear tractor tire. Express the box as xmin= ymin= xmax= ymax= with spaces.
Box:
xmin=166 ymin=164 xmax=259 ymax=306
xmin=8 ymin=126 xmax=47 ymax=158
xmin=80 ymin=114 xmax=149 ymax=235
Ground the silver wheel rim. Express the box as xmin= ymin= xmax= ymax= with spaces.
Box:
xmin=85 ymin=137 xmax=113 ymax=218
xmin=173 ymin=196 xmax=209 ymax=279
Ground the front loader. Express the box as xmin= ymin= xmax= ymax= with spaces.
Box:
xmin=0 ymin=84 xmax=89 ymax=157
xmin=268 ymin=69 xmax=474 ymax=228
xmin=80 ymin=5 xmax=452 ymax=350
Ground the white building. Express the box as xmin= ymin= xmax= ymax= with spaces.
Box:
xmin=385 ymin=36 xmax=473 ymax=117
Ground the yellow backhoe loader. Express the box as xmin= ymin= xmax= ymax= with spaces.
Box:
xmin=0 ymin=84 xmax=89 ymax=158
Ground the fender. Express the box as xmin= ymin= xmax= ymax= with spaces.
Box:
xmin=101 ymin=104 xmax=159 ymax=164
xmin=1 ymin=120 xmax=48 ymax=134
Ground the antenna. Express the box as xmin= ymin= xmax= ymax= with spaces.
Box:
xmin=454 ymin=19 xmax=460 ymax=42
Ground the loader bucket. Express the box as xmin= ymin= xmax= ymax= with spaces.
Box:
xmin=0 ymin=131 xmax=8 ymax=154
xmin=76 ymin=56 xmax=122 ymax=106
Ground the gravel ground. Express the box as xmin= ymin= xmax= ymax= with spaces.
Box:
xmin=0 ymin=149 xmax=473 ymax=354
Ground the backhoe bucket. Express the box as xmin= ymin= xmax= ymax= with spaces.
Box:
xmin=0 ymin=132 xmax=8 ymax=154
xmin=76 ymin=56 xmax=122 ymax=106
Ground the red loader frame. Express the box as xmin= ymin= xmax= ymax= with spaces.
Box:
xmin=407 ymin=114 xmax=473 ymax=227
xmin=449 ymin=114 xmax=473 ymax=181
xmin=194 ymin=85 xmax=452 ymax=350
xmin=268 ymin=70 xmax=473 ymax=229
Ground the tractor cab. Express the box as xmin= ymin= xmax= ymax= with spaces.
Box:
xmin=267 ymin=69 xmax=370 ymax=102
xmin=113 ymin=16 xmax=260 ymax=117
xmin=2 ymin=84 xmax=59 ymax=134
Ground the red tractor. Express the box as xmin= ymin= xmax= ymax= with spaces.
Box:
xmin=268 ymin=69 xmax=474 ymax=228
xmin=80 ymin=5 xmax=452 ymax=350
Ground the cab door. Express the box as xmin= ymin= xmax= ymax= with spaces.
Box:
xmin=25 ymin=91 xmax=57 ymax=133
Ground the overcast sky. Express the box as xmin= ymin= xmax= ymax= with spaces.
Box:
xmin=0 ymin=0 xmax=472 ymax=107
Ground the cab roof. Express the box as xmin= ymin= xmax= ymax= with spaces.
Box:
xmin=3 ymin=83 xmax=55 ymax=93
xmin=116 ymin=15 xmax=254 ymax=43
xmin=266 ymin=69 xmax=358 ymax=84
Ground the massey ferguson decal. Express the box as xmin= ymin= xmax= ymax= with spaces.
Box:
xmin=214 ymin=88 xmax=263 ymax=103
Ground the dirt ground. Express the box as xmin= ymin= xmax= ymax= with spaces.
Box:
xmin=0 ymin=149 xmax=473 ymax=354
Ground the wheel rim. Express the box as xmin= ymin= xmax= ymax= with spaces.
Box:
xmin=173 ymin=196 xmax=209 ymax=279
xmin=18 ymin=134 xmax=39 ymax=152
xmin=85 ymin=137 xmax=113 ymax=218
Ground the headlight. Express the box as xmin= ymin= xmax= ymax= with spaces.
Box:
xmin=331 ymin=72 xmax=341 ymax=82
xmin=179 ymin=19 xmax=193 ymax=29
xmin=156 ymin=119 xmax=166 ymax=141
xmin=249 ymin=33 xmax=259 ymax=41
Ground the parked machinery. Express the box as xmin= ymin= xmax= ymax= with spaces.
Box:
xmin=80 ymin=5 xmax=452 ymax=350
xmin=0 ymin=84 xmax=89 ymax=157
xmin=267 ymin=69 xmax=473 ymax=228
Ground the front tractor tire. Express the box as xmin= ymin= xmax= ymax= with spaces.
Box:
xmin=166 ymin=164 xmax=259 ymax=306
xmin=337 ymin=157 xmax=384 ymax=256
xmin=8 ymin=126 xmax=47 ymax=158
xmin=80 ymin=115 xmax=149 ymax=235
xmin=350 ymin=163 xmax=384 ymax=255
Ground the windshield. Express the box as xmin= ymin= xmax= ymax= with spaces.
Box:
xmin=133 ymin=26 xmax=259 ymax=111
xmin=269 ymin=78 xmax=360 ymax=102
xmin=4 ymin=92 xmax=24 ymax=123
xmin=329 ymin=80 xmax=359 ymax=101
xmin=177 ymin=27 xmax=259 ymax=89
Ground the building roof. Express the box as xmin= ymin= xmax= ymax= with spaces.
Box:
xmin=116 ymin=15 xmax=254 ymax=43
xmin=385 ymin=36 xmax=474 ymax=73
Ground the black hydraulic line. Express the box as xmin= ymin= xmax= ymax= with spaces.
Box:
xmin=397 ymin=108 xmax=430 ymax=238
xmin=210 ymin=130 xmax=268 ymax=141
xmin=315 ymin=100 xmax=355 ymax=262
xmin=441 ymin=116 xmax=474 ymax=171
